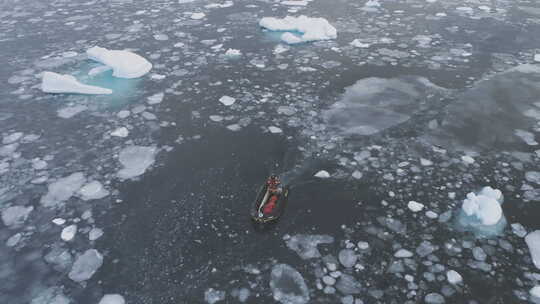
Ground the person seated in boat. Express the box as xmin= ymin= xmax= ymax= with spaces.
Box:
xmin=266 ymin=175 xmax=282 ymax=194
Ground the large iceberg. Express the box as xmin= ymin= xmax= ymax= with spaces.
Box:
xmin=41 ymin=72 xmax=112 ymax=95
xmin=455 ymin=187 xmax=507 ymax=237
xmin=270 ymin=264 xmax=310 ymax=304
xmin=87 ymin=46 xmax=152 ymax=79
xmin=259 ymin=16 xmax=337 ymax=44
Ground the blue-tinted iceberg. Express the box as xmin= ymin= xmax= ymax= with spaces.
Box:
xmin=259 ymin=16 xmax=337 ymax=44
xmin=455 ymin=186 xmax=506 ymax=237
xmin=87 ymin=46 xmax=152 ymax=79
xmin=41 ymin=72 xmax=112 ymax=95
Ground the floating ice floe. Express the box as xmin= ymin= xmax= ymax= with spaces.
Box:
xmin=1 ymin=205 xmax=33 ymax=228
xmin=224 ymin=48 xmax=241 ymax=57
xmin=117 ymin=145 xmax=157 ymax=179
xmin=446 ymin=270 xmax=463 ymax=284
xmin=111 ymin=127 xmax=129 ymax=138
xmin=191 ymin=12 xmax=206 ymax=20
xmin=456 ymin=186 xmax=506 ymax=237
xmin=259 ymin=16 xmax=337 ymax=44
xmin=526 ymin=231 xmax=540 ymax=270
xmin=41 ymin=72 xmax=112 ymax=95
xmin=285 ymin=234 xmax=334 ymax=259
xmin=407 ymin=201 xmax=424 ymax=212
xmin=89 ymin=228 xmax=104 ymax=241
xmin=87 ymin=46 xmax=152 ymax=79
xmin=147 ymin=92 xmax=164 ymax=105
xmin=282 ymin=0 xmax=309 ymax=6
xmin=204 ymin=288 xmax=225 ymax=304
xmin=535 ymin=54 xmax=540 ymax=63
xmin=394 ymin=249 xmax=413 ymax=258
xmin=270 ymin=264 xmax=310 ymax=304
xmin=98 ymin=294 xmax=125 ymax=304
xmin=40 ymin=172 xmax=86 ymax=208
xmin=219 ymin=95 xmax=236 ymax=106
xmin=2 ymin=132 xmax=23 ymax=144
xmin=268 ymin=126 xmax=283 ymax=134
xmin=314 ymin=170 xmax=330 ymax=178
xmin=338 ymin=249 xmax=357 ymax=267
xmin=68 ymin=249 xmax=103 ymax=282
xmin=424 ymin=293 xmax=445 ymax=304
xmin=78 ymin=181 xmax=109 ymax=200
xmin=57 ymin=105 xmax=88 ymax=119
xmin=61 ymin=224 xmax=77 ymax=241
xmin=335 ymin=274 xmax=361 ymax=295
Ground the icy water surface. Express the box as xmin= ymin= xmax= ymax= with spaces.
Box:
xmin=2 ymin=0 xmax=540 ymax=303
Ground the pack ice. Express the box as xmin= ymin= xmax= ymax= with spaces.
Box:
xmin=259 ymin=16 xmax=337 ymax=44
xmin=41 ymin=72 xmax=112 ymax=95
xmin=87 ymin=46 xmax=152 ymax=78
xmin=270 ymin=264 xmax=310 ymax=304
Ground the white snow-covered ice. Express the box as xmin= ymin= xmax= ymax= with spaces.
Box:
xmin=408 ymin=201 xmax=424 ymax=212
xmin=219 ymin=95 xmax=236 ymax=106
xmin=87 ymin=46 xmax=152 ymax=78
xmin=259 ymin=16 xmax=337 ymax=44
xmin=98 ymin=294 xmax=125 ymax=304
xmin=41 ymin=72 xmax=112 ymax=95
xmin=461 ymin=187 xmax=503 ymax=225
xmin=314 ymin=170 xmax=330 ymax=178
xmin=61 ymin=224 xmax=77 ymax=241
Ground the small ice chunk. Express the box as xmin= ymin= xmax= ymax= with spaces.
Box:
xmin=259 ymin=16 xmax=337 ymax=44
xmin=535 ymin=54 xmax=540 ymax=63
xmin=426 ymin=211 xmax=438 ymax=219
xmin=191 ymin=12 xmax=206 ymax=20
xmin=117 ymin=146 xmax=157 ymax=179
xmin=314 ymin=170 xmax=330 ymax=178
xmin=424 ymin=293 xmax=445 ymax=304
xmin=61 ymin=224 xmax=77 ymax=241
xmin=99 ymin=294 xmax=125 ymax=304
xmin=87 ymin=46 xmax=152 ymax=79
xmin=270 ymin=264 xmax=310 ymax=304
xmin=209 ymin=115 xmax=223 ymax=122
xmin=111 ymin=127 xmax=129 ymax=138
xmin=219 ymin=95 xmax=236 ymax=106
xmin=285 ymin=234 xmax=334 ymax=259
xmin=89 ymin=228 xmax=104 ymax=241
xmin=511 ymin=223 xmax=527 ymax=237
xmin=41 ymin=72 xmax=112 ymax=95
xmin=268 ymin=126 xmax=283 ymax=134
xmin=408 ymin=201 xmax=424 ymax=212
xmin=350 ymin=39 xmax=370 ymax=48
xmin=357 ymin=241 xmax=369 ymax=250
xmin=52 ymin=218 xmax=66 ymax=225
xmin=394 ymin=249 xmax=413 ymax=258
xmin=78 ymin=181 xmax=109 ymax=200
xmin=58 ymin=105 xmax=88 ymax=118
xmin=117 ymin=110 xmax=130 ymax=119
xmin=352 ymin=170 xmax=363 ymax=179
xmin=2 ymin=205 xmax=33 ymax=228
xmin=335 ymin=274 xmax=361 ymax=295
xmin=225 ymin=49 xmax=241 ymax=57
xmin=7 ymin=233 xmax=22 ymax=247
xmin=68 ymin=249 xmax=103 ymax=282
xmin=526 ymin=171 xmax=540 ymax=185
xmin=446 ymin=270 xmax=462 ymax=284
xmin=204 ymin=288 xmax=225 ymax=304
xmin=338 ymin=249 xmax=358 ymax=268
xmin=461 ymin=187 xmax=503 ymax=225
xmin=40 ymin=172 xmax=86 ymax=208
xmin=526 ymin=231 xmax=540 ymax=269
xmin=147 ymin=93 xmax=164 ymax=105
xmin=461 ymin=155 xmax=475 ymax=164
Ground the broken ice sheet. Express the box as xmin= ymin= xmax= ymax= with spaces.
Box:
xmin=270 ymin=264 xmax=310 ymax=304
xmin=117 ymin=145 xmax=157 ymax=179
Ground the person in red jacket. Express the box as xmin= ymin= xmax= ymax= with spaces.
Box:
xmin=263 ymin=175 xmax=282 ymax=214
